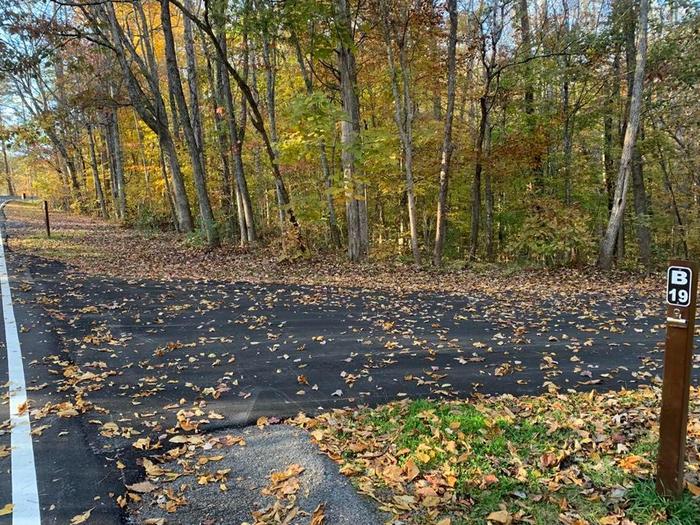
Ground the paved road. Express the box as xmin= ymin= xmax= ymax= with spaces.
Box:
xmin=0 ymin=206 xmax=693 ymax=524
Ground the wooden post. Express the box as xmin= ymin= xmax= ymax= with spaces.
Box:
xmin=656 ymin=259 xmax=698 ymax=498
xmin=43 ymin=200 xmax=50 ymax=238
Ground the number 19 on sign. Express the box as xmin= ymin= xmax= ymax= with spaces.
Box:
xmin=667 ymin=266 xmax=692 ymax=307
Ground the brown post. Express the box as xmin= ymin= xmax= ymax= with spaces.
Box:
xmin=656 ymin=259 xmax=698 ymax=498
xmin=43 ymin=200 xmax=50 ymax=238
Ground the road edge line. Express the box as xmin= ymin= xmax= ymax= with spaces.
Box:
xmin=0 ymin=201 xmax=41 ymax=524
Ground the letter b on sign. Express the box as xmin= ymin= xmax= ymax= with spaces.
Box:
xmin=667 ymin=266 xmax=692 ymax=307
xmin=671 ymin=269 xmax=689 ymax=286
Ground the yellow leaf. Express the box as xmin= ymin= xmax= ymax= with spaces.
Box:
xmin=486 ymin=510 xmax=511 ymax=524
xmin=132 ymin=437 xmax=151 ymax=450
xmin=0 ymin=503 xmax=13 ymax=516
xmin=70 ymin=508 xmax=93 ymax=524
xmin=436 ymin=519 xmax=451 ymax=525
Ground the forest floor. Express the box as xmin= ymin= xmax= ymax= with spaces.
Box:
xmin=0 ymin=203 xmax=698 ymax=525
xmin=3 ymin=201 xmax=661 ymax=299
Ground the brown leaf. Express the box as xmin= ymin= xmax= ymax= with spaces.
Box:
xmin=310 ymin=503 xmax=325 ymax=525
xmin=125 ymin=481 xmax=157 ymax=493
xmin=70 ymin=508 xmax=93 ymax=524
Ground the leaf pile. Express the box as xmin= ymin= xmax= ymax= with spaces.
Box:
xmin=294 ymin=386 xmax=700 ymax=524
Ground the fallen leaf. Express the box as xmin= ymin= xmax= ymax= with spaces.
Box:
xmin=486 ymin=509 xmax=512 ymax=524
xmin=70 ymin=508 xmax=93 ymax=524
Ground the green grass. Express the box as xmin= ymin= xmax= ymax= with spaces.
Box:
xmin=315 ymin=389 xmax=700 ymax=525
xmin=626 ymin=480 xmax=700 ymax=525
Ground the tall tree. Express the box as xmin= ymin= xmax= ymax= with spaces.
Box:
xmin=161 ymin=0 xmax=218 ymax=246
xmin=334 ymin=0 xmax=369 ymax=261
xmin=379 ymin=0 xmax=420 ymax=265
xmin=433 ymin=0 xmax=458 ymax=267
xmin=597 ymin=0 xmax=649 ymax=270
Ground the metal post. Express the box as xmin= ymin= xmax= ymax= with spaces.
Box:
xmin=43 ymin=200 xmax=50 ymax=238
xmin=656 ymin=259 xmax=698 ymax=497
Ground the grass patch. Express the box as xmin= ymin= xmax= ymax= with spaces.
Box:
xmin=627 ymin=480 xmax=700 ymax=524
xmin=301 ymin=387 xmax=700 ymax=524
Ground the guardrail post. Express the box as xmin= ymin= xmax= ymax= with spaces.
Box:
xmin=43 ymin=200 xmax=50 ymax=238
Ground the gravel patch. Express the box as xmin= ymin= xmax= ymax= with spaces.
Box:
xmin=128 ymin=424 xmax=386 ymax=524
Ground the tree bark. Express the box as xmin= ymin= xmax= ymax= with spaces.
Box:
xmin=334 ymin=0 xmax=369 ymax=261
xmin=98 ymin=0 xmax=194 ymax=232
xmin=380 ymin=0 xmax=420 ymax=265
xmin=433 ymin=0 xmax=458 ymax=267
xmin=104 ymin=106 xmax=126 ymax=221
xmin=217 ymin=27 xmax=257 ymax=245
xmin=202 ymin=38 xmax=236 ymax=236
xmin=469 ymin=97 xmax=488 ymax=260
xmin=1 ymin=137 xmax=14 ymax=196
xmin=518 ymin=0 xmax=543 ymax=191
xmin=168 ymin=0 xmax=303 ymax=248
xmin=597 ymin=0 xmax=649 ymax=270
xmin=622 ymin=3 xmax=651 ymax=269
xmin=87 ymin=123 xmax=108 ymax=218
xmin=162 ymin=0 xmax=218 ymax=246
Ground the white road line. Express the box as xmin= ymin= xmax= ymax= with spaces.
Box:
xmin=0 ymin=203 xmax=41 ymax=524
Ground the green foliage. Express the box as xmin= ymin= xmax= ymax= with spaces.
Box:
xmin=507 ymin=196 xmax=594 ymax=266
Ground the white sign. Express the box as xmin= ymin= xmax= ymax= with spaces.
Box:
xmin=667 ymin=266 xmax=693 ymax=307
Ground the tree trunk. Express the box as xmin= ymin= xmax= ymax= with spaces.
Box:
xmin=169 ymin=0 xmax=303 ymax=248
xmin=334 ymin=0 xmax=368 ymax=261
xmin=162 ymin=0 xmax=218 ymax=247
xmin=101 ymin=0 xmax=193 ymax=232
xmin=203 ymin=38 xmax=236 ymax=237
xmin=217 ymin=27 xmax=257 ymax=245
xmin=655 ymin=134 xmax=687 ymax=258
xmin=562 ymin=80 xmax=573 ymax=205
xmin=158 ymin=140 xmax=180 ymax=232
xmin=1 ymin=138 xmax=14 ymax=196
xmin=87 ymin=123 xmax=108 ymax=218
xmin=597 ymin=0 xmax=649 ymax=270
xmin=631 ymin=143 xmax=651 ymax=268
xmin=433 ymin=0 xmax=457 ymax=267
xmin=622 ymin=4 xmax=651 ymax=269
xmin=518 ymin=0 xmax=543 ymax=191
xmin=260 ymin=15 xmax=288 ymax=239
xmin=484 ymin=125 xmax=494 ymax=261
xmin=380 ymin=0 xmax=420 ymax=265
xmin=469 ymin=97 xmax=488 ymax=260
xmin=104 ymin=106 xmax=126 ymax=221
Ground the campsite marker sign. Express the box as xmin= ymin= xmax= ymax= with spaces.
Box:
xmin=656 ymin=260 xmax=698 ymax=498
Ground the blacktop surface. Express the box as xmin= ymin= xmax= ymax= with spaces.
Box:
xmin=0 ymin=210 xmax=692 ymax=524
